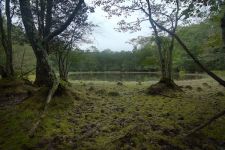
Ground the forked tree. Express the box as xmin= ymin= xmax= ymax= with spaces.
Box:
xmin=94 ymin=0 xmax=190 ymax=92
xmin=51 ymin=19 xmax=94 ymax=82
xmin=18 ymin=0 xmax=87 ymax=87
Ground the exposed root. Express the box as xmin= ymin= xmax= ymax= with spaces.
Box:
xmin=147 ymin=78 xmax=182 ymax=95
xmin=29 ymin=81 xmax=59 ymax=138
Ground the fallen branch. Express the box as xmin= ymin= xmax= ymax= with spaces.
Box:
xmin=185 ymin=109 xmax=225 ymax=137
xmin=29 ymin=81 xmax=59 ymax=138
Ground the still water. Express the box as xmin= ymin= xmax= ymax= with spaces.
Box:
xmin=69 ymin=72 xmax=205 ymax=82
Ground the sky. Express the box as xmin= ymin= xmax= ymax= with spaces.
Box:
xmin=79 ymin=5 xmax=152 ymax=51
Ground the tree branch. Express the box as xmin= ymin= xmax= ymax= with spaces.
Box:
xmin=44 ymin=0 xmax=84 ymax=42
xmin=186 ymin=109 xmax=225 ymax=136
xmin=150 ymin=15 xmax=225 ymax=87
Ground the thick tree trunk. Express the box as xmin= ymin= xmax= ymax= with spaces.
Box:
xmin=5 ymin=0 xmax=14 ymax=77
xmin=0 ymin=0 xmax=14 ymax=78
xmin=19 ymin=0 xmax=56 ymax=87
xmin=34 ymin=47 xmax=56 ymax=87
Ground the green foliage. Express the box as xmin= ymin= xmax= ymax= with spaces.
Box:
xmin=13 ymin=44 xmax=36 ymax=74
xmin=174 ymin=18 xmax=224 ymax=72
xmin=56 ymin=17 xmax=224 ymax=74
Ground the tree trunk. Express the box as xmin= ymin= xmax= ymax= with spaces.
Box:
xmin=5 ymin=50 xmax=13 ymax=77
xmin=57 ymin=49 xmax=69 ymax=82
xmin=5 ymin=0 xmax=14 ymax=77
xmin=221 ymin=12 xmax=225 ymax=45
xmin=148 ymin=21 xmax=167 ymax=80
xmin=34 ymin=48 xmax=56 ymax=87
xmin=0 ymin=0 xmax=14 ymax=78
xmin=19 ymin=0 xmax=56 ymax=87
xmin=151 ymin=19 xmax=225 ymax=87
xmin=167 ymin=37 xmax=175 ymax=80
xmin=144 ymin=1 xmax=167 ymax=80
xmin=59 ymin=71 xmax=68 ymax=82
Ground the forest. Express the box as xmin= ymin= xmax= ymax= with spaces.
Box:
xmin=0 ymin=0 xmax=225 ymax=149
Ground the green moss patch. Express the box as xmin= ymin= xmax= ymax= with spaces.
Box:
xmin=0 ymin=79 xmax=225 ymax=149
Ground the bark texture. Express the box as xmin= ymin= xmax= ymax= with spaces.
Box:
xmin=19 ymin=0 xmax=56 ymax=87
xmin=19 ymin=0 xmax=84 ymax=86
xmin=0 ymin=0 xmax=14 ymax=77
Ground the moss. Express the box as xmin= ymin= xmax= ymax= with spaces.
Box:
xmin=108 ymin=91 xmax=120 ymax=96
xmin=0 ymin=78 xmax=225 ymax=149
xmin=147 ymin=79 xmax=181 ymax=95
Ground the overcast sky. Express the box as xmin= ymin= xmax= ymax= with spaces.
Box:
xmin=79 ymin=6 xmax=151 ymax=51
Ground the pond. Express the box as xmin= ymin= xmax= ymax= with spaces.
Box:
xmin=69 ymin=72 xmax=206 ymax=82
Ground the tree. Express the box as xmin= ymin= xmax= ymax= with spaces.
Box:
xmin=51 ymin=19 xmax=94 ymax=82
xmin=96 ymin=0 xmax=225 ymax=87
xmin=146 ymin=1 xmax=225 ymax=87
xmin=94 ymin=0 xmax=186 ymax=92
xmin=18 ymin=0 xmax=86 ymax=87
xmin=0 ymin=0 xmax=14 ymax=77
xmin=181 ymin=0 xmax=225 ymax=45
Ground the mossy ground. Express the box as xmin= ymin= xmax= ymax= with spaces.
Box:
xmin=0 ymin=78 xmax=225 ymax=149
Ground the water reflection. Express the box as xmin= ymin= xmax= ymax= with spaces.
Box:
xmin=69 ymin=72 xmax=205 ymax=82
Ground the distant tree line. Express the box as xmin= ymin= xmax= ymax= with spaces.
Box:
xmin=53 ymin=18 xmax=225 ymax=73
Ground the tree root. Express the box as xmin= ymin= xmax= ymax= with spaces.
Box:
xmin=147 ymin=78 xmax=182 ymax=95
xmin=28 ymin=81 xmax=59 ymax=138
xmin=185 ymin=109 xmax=225 ymax=137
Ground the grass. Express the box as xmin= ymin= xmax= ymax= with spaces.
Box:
xmin=0 ymin=78 xmax=225 ymax=149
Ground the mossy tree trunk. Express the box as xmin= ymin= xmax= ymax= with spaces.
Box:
xmin=19 ymin=0 xmax=84 ymax=86
xmin=0 ymin=0 xmax=14 ymax=78
xmin=19 ymin=0 xmax=56 ymax=87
